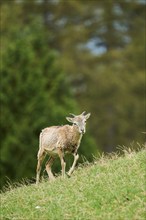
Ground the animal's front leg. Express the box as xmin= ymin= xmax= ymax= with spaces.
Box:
xmin=58 ymin=149 xmax=66 ymax=178
xmin=67 ymin=153 xmax=79 ymax=177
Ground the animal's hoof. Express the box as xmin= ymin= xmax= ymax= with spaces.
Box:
xmin=67 ymin=173 xmax=71 ymax=178
xmin=49 ymin=177 xmax=55 ymax=182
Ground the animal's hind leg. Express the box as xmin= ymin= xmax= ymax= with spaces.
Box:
xmin=36 ymin=151 xmax=46 ymax=184
xmin=45 ymin=157 xmax=55 ymax=181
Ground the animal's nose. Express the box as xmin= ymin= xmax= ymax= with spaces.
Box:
xmin=81 ymin=129 xmax=85 ymax=134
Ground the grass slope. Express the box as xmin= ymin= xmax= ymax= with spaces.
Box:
xmin=1 ymin=149 xmax=146 ymax=220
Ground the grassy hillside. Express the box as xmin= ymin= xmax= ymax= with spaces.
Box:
xmin=1 ymin=148 xmax=145 ymax=220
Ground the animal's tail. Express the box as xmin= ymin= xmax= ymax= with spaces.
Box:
xmin=37 ymin=131 xmax=43 ymax=159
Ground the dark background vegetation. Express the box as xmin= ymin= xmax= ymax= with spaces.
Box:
xmin=0 ymin=0 xmax=145 ymax=188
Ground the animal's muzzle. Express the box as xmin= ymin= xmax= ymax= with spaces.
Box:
xmin=81 ymin=129 xmax=85 ymax=134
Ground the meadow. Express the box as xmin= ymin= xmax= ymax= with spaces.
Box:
xmin=1 ymin=147 xmax=145 ymax=220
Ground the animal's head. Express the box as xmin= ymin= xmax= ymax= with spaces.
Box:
xmin=66 ymin=111 xmax=91 ymax=134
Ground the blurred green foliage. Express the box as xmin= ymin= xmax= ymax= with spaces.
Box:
xmin=0 ymin=0 xmax=145 ymax=187
xmin=0 ymin=6 xmax=96 ymax=188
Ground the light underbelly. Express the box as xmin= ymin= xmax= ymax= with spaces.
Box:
xmin=44 ymin=147 xmax=59 ymax=157
xmin=43 ymin=144 xmax=77 ymax=156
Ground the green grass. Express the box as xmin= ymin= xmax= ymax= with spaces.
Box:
xmin=1 ymin=148 xmax=146 ymax=220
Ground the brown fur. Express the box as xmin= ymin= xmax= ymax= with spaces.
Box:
xmin=36 ymin=112 xmax=90 ymax=184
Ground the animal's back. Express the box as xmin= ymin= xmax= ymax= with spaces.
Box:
xmin=40 ymin=125 xmax=72 ymax=151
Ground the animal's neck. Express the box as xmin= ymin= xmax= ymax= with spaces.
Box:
xmin=72 ymin=124 xmax=82 ymax=139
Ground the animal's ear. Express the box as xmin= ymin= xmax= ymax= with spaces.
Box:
xmin=81 ymin=111 xmax=86 ymax=115
xmin=85 ymin=113 xmax=91 ymax=120
xmin=69 ymin=113 xmax=76 ymax=117
xmin=66 ymin=117 xmax=74 ymax=123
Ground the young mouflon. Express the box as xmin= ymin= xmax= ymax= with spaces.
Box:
xmin=36 ymin=111 xmax=91 ymax=184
